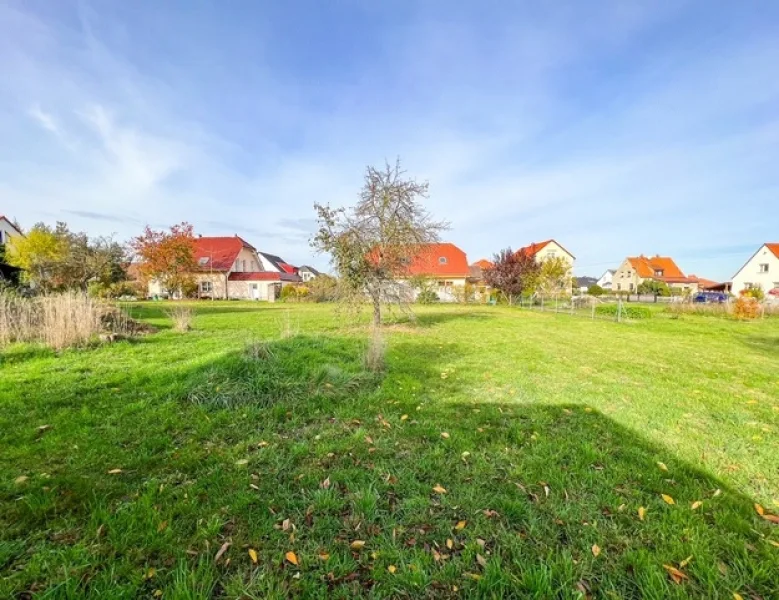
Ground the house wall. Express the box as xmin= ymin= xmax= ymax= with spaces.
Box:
xmin=612 ymin=259 xmax=642 ymax=292
xmin=597 ymin=270 xmax=614 ymax=289
xmin=397 ymin=277 xmax=468 ymax=302
xmin=534 ymin=242 xmax=575 ymax=294
xmin=0 ymin=218 xmax=22 ymax=248
xmin=258 ymin=254 xmax=280 ymax=272
xmin=231 ymin=247 xmax=263 ymax=273
xmin=732 ymin=245 xmax=779 ymax=295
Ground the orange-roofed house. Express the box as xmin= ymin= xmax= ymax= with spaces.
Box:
xmin=146 ymin=235 xmax=301 ymax=301
xmin=395 ymin=243 xmax=471 ymax=302
xmin=517 ymin=239 xmax=576 ymax=294
xmin=731 ymin=243 xmax=779 ymax=297
xmin=612 ymin=255 xmax=698 ymax=294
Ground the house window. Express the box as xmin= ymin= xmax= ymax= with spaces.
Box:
xmin=242 ymin=260 xmax=247 ymax=271
xmin=547 ymin=251 xmax=556 ymax=258
xmin=654 ymin=270 xmax=664 ymax=277
xmin=617 ymin=283 xmax=622 ymax=291
xmin=198 ymin=257 xmax=209 ymax=266
xmin=200 ymin=281 xmax=213 ymax=293
xmin=759 ymin=263 xmax=769 ymax=273
xmin=439 ymin=256 xmax=448 ymax=264
xmin=629 ymin=283 xmax=634 ymax=291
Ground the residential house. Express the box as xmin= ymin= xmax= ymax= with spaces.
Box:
xmin=147 ymin=235 xmax=300 ymax=300
xmin=518 ymin=239 xmax=576 ymax=294
xmin=731 ymin=243 xmax=779 ymax=298
xmin=575 ymin=276 xmax=597 ymax=293
xmin=612 ymin=255 xmax=698 ymax=294
xmin=468 ymin=259 xmax=494 ymax=301
xmin=298 ymin=265 xmax=322 ymax=282
xmin=597 ymin=269 xmax=615 ymax=291
xmin=0 ymin=215 xmax=23 ymax=283
xmin=396 ymin=243 xmax=471 ymax=302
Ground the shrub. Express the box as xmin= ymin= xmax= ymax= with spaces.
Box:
xmin=733 ymin=297 xmax=760 ymax=320
xmin=416 ymin=289 xmax=439 ymax=304
xmin=741 ymin=287 xmax=765 ymax=301
xmin=280 ymin=285 xmax=306 ymax=302
xmin=595 ymin=304 xmax=653 ymax=320
xmin=166 ymin=305 xmax=193 ymax=331
xmin=0 ymin=291 xmax=132 ymax=349
xmin=638 ymin=280 xmax=671 ymax=297
xmin=587 ymin=284 xmax=604 ymax=297
xmin=307 ymin=275 xmax=338 ymax=302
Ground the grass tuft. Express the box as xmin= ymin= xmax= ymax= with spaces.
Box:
xmin=166 ymin=305 xmax=193 ymax=332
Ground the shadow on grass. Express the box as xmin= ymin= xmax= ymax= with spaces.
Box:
xmin=1 ymin=332 xmax=777 ymax=598
xmin=740 ymin=334 xmax=779 ymax=358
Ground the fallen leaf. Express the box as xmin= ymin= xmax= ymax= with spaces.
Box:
xmin=440 ymin=432 xmax=450 ymax=439
xmin=591 ymin=544 xmax=601 ymax=557
xmin=320 ymin=476 xmax=331 ymax=490
xmin=661 ymin=494 xmax=675 ymax=505
xmin=248 ymin=548 xmax=258 ymax=563
xmin=432 ymin=484 xmax=447 ymax=494
xmin=768 ymin=540 xmax=779 ymax=548
xmin=282 ymin=518 xmax=292 ymax=531
xmin=214 ymin=541 xmax=231 ymax=562
xmin=350 ymin=540 xmax=366 ymax=550
xmin=691 ymin=501 xmax=703 ymax=510
xmin=713 ymin=489 xmax=722 ymax=497
xmin=663 ymin=564 xmax=688 ymax=584
xmin=763 ymin=514 xmax=779 ymax=524
xmin=401 ymin=414 xmax=408 ymax=421
xmin=638 ymin=507 xmax=647 ymax=521
xmin=14 ymin=475 xmax=28 ymax=485
xmin=680 ymin=555 xmax=693 ymax=568
xmin=317 ymin=550 xmax=330 ymax=560
xmin=234 ymin=459 xmax=249 ymax=466
xmin=37 ymin=424 xmax=53 ymax=433
xmin=476 ymin=554 xmax=487 ymax=567
xmin=446 ymin=538 xmax=454 ymax=550
xmin=249 ymin=483 xmax=260 ymax=490
xmin=157 ymin=521 xmax=168 ymax=532
xmin=733 ymin=593 xmax=744 ymax=600
xmin=285 ymin=551 xmax=299 ymax=566
xmin=364 ymin=436 xmax=373 ymax=444
xmin=657 ymin=462 xmax=669 ymax=472
xmin=387 ymin=565 xmax=397 ymax=574
xmin=465 ymin=572 xmax=482 ymax=580
xmin=153 ymin=590 xmax=162 ymax=597
xmin=107 ymin=468 xmax=123 ymax=475
xmin=258 ymin=441 xmax=269 ymax=447
xmin=455 ymin=520 xmax=467 ymax=531
xmin=755 ymin=503 xmax=765 ymax=516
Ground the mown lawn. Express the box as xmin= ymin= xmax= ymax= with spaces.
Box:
xmin=1 ymin=302 xmax=778 ymax=598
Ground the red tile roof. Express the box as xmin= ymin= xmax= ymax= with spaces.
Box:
xmin=194 ymin=236 xmax=255 ymax=272
xmin=687 ymin=275 xmax=720 ymax=289
xmin=404 ymin=243 xmax=470 ymax=277
xmin=517 ymin=239 xmax=575 ymax=259
xmin=471 ymin=259 xmax=494 ymax=270
xmin=766 ymin=243 xmax=779 ymax=259
xmin=627 ymin=255 xmax=685 ymax=279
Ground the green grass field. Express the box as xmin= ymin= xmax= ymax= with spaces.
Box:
xmin=1 ymin=302 xmax=778 ymax=598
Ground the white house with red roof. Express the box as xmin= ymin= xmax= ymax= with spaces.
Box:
xmin=731 ymin=243 xmax=779 ymax=298
xmin=518 ymin=239 xmax=576 ymax=294
xmin=147 ymin=235 xmax=301 ymax=300
xmin=396 ymin=242 xmax=471 ymax=302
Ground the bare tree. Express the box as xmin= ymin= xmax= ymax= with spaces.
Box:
xmin=312 ymin=159 xmax=449 ymax=327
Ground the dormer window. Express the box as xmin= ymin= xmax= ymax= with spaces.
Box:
xmin=198 ymin=257 xmax=209 ymax=266
xmin=654 ymin=270 xmax=664 ymax=277
xmin=439 ymin=256 xmax=448 ymax=264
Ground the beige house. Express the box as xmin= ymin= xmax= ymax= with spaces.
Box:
xmin=612 ymin=255 xmax=697 ymax=294
xmin=147 ymin=235 xmax=301 ymax=300
xmin=731 ymin=243 xmax=779 ymax=298
xmin=518 ymin=239 xmax=576 ymax=294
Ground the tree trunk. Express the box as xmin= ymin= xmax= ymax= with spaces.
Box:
xmin=372 ymin=293 xmax=381 ymax=328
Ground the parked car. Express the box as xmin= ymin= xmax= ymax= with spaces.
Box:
xmin=693 ymin=292 xmax=728 ymax=303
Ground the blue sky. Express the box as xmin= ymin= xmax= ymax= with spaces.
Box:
xmin=1 ymin=1 xmax=778 ymax=279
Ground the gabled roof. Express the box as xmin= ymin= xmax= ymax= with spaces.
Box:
xmin=403 ymin=243 xmax=470 ymax=277
xmin=0 ymin=215 xmax=23 ymax=236
xmin=471 ymin=259 xmax=494 ymax=270
xmin=258 ymin=251 xmax=297 ymax=274
xmin=517 ymin=239 xmax=576 ymax=260
xmin=687 ymin=275 xmax=721 ymax=290
xmin=298 ymin=265 xmax=321 ymax=275
xmin=194 ymin=236 xmax=256 ymax=272
xmin=731 ymin=242 xmax=779 ymax=280
xmin=627 ymin=255 xmax=685 ymax=279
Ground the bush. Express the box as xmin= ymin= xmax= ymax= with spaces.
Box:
xmin=166 ymin=305 xmax=193 ymax=331
xmin=307 ymin=275 xmax=338 ymax=302
xmin=0 ymin=291 xmax=132 ymax=349
xmin=280 ymin=285 xmax=309 ymax=302
xmin=638 ymin=280 xmax=671 ymax=297
xmin=741 ymin=287 xmax=765 ymax=301
xmin=733 ymin=297 xmax=760 ymax=320
xmin=595 ymin=304 xmax=653 ymax=320
xmin=587 ymin=284 xmax=604 ymax=297
xmin=416 ymin=289 xmax=439 ymax=304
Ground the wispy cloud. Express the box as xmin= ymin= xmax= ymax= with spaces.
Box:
xmin=0 ymin=1 xmax=777 ymax=278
